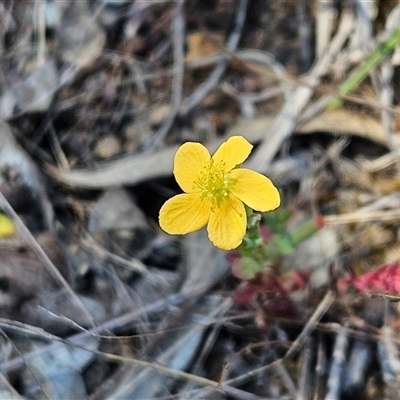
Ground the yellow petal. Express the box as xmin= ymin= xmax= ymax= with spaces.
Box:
xmin=207 ymin=196 xmax=246 ymax=250
xmin=228 ymin=169 xmax=281 ymax=211
xmin=0 ymin=214 xmax=15 ymax=237
xmin=212 ymin=136 xmax=253 ymax=172
xmin=159 ymin=193 xmax=210 ymax=234
xmin=173 ymin=142 xmax=210 ymax=193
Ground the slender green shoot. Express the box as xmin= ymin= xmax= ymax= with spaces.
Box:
xmin=328 ymin=26 xmax=400 ymax=109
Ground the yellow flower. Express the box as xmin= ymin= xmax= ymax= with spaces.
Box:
xmin=0 ymin=213 xmax=15 ymax=237
xmin=159 ymin=136 xmax=281 ymax=250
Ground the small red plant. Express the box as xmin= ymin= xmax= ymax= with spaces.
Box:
xmin=232 ymin=270 xmax=310 ymax=319
xmin=337 ymin=261 xmax=400 ymax=295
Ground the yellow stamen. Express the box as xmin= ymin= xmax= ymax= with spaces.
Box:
xmin=193 ymin=160 xmax=232 ymax=208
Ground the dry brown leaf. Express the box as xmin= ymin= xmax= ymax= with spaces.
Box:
xmin=185 ymin=31 xmax=225 ymax=63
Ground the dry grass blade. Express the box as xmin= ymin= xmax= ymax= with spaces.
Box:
xmin=104 ymin=296 xmax=230 ymax=399
xmin=219 ymin=291 xmax=335 ymax=390
xmin=150 ymin=0 xmax=185 ymax=148
xmin=248 ymin=8 xmax=356 ymax=172
xmin=0 ymin=311 xmax=268 ymax=400
xmin=316 ymin=0 xmax=336 ymax=59
xmin=0 ymin=318 xmax=219 ymax=387
xmin=377 ymin=327 xmax=400 ymax=397
xmin=297 ymin=340 xmax=313 ymax=400
xmin=325 ymin=324 xmax=349 ymax=400
xmin=179 ymin=0 xmax=247 ymax=115
xmin=242 ymin=50 xmax=295 ymax=172
xmin=325 ymin=192 xmax=400 ymax=224
xmin=0 ymin=254 xmax=229 ymax=377
xmin=0 ymin=373 xmax=24 ymax=399
xmin=314 ymin=340 xmax=328 ymax=400
xmin=297 ymin=9 xmax=356 ymax=124
xmin=0 ymin=192 xmax=96 ymax=329
xmin=325 ymin=209 xmax=400 ymax=225
xmin=81 ymin=234 xmax=150 ymax=277
xmin=218 ymin=340 xmax=294 ymax=395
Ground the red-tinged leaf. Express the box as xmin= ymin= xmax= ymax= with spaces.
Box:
xmin=260 ymin=225 xmax=272 ymax=240
xmin=265 ymin=294 xmax=299 ymax=319
xmin=232 ymin=273 xmax=266 ymax=305
xmin=226 ymin=250 xmax=240 ymax=264
xmin=284 ymin=269 xmax=312 ymax=292
xmin=337 ymin=276 xmax=352 ymax=293
xmin=265 ymin=272 xmax=288 ymax=293
xmin=232 ymin=282 xmax=259 ymax=305
xmin=232 ymin=270 xmax=311 ymax=307
xmin=339 ymin=262 xmax=400 ymax=294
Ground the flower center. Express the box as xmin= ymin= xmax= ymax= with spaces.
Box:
xmin=194 ymin=160 xmax=232 ymax=208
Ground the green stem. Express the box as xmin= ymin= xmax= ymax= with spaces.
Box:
xmin=328 ymin=26 xmax=400 ymax=109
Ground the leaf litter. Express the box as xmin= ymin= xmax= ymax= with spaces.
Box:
xmin=1 ymin=1 xmax=400 ymax=399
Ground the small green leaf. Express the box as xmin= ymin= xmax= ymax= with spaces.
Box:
xmin=232 ymin=256 xmax=264 ymax=280
xmin=263 ymin=208 xmax=292 ymax=234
